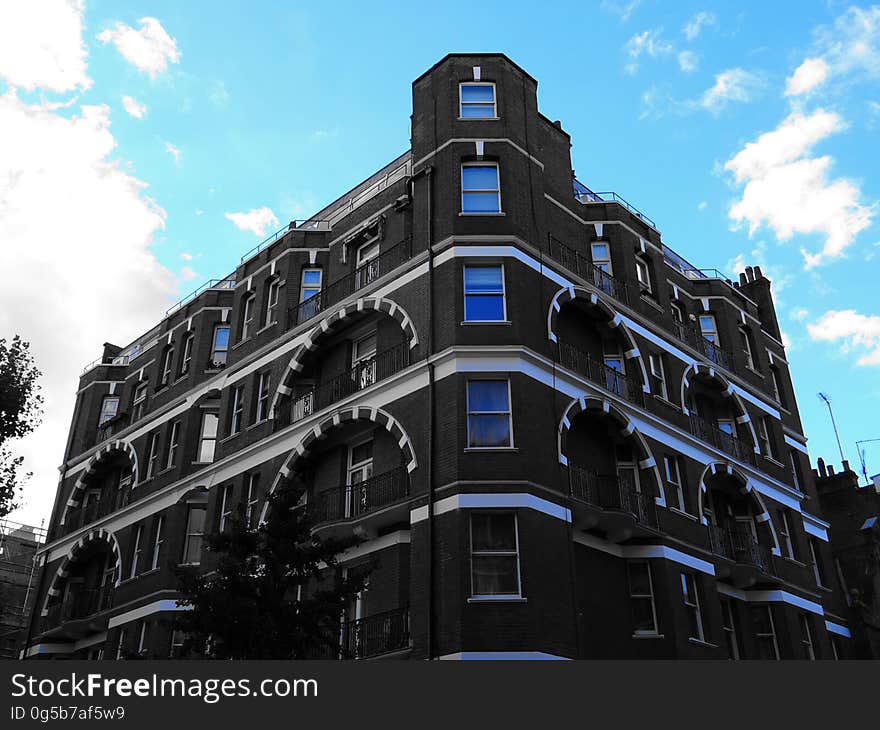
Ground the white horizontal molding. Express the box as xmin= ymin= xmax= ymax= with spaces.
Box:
xmin=717 ymin=584 xmax=826 ymax=617
xmin=784 ymin=434 xmax=810 ymax=455
xmin=438 ymin=651 xmax=571 ymax=660
xmin=108 ymin=599 xmax=190 ymax=630
xmin=574 ymin=532 xmax=716 ymax=576
xmin=825 ymin=620 xmax=851 ymax=638
xmin=410 ymin=492 xmax=571 ymax=524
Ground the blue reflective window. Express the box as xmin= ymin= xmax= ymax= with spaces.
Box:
xmin=461 ymin=165 xmax=501 ymax=213
xmin=464 ymin=265 xmax=505 ymax=321
xmin=460 ymin=83 xmax=496 ymax=118
xmin=302 ymin=270 xmax=321 ymax=285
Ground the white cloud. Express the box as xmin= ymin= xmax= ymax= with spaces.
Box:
xmin=601 ymin=0 xmax=641 ymax=22
xmin=814 ymin=6 xmax=880 ymax=81
xmin=807 ymin=309 xmax=880 ymax=365
xmin=0 ymin=0 xmax=91 ymax=92
xmin=209 ymin=81 xmax=229 ymax=108
xmin=683 ymin=11 xmax=717 ymax=41
xmin=225 ymin=207 xmax=279 ymax=237
xmin=624 ymin=29 xmax=674 ymax=74
xmin=697 ymin=201 xmax=708 ymax=212
xmin=164 ymin=142 xmax=181 ymax=166
xmin=97 ymin=17 xmax=180 ymax=78
xmin=699 ymin=68 xmax=764 ymax=112
xmin=121 ymin=95 xmax=147 ymax=119
xmin=678 ymin=51 xmax=699 ymax=73
xmin=180 ymin=252 xmax=193 ymax=261
xmin=791 ymin=307 xmax=810 ymax=321
xmin=180 ymin=266 xmax=197 ymax=282
xmin=725 ymin=109 xmax=875 ymax=267
xmin=785 ymin=57 xmax=830 ymax=96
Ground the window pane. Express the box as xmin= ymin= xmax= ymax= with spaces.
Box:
xmin=472 ymin=513 xmax=516 ymax=550
xmin=303 ymin=270 xmax=321 ymax=285
xmin=464 ymin=266 xmax=503 ymax=293
xmin=465 ymin=294 xmax=504 ymax=321
xmin=468 ymin=414 xmax=511 ymax=447
xmin=468 ymin=380 xmax=509 ymax=411
xmin=184 ymin=535 xmax=203 ymax=564
xmin=201 ymin=413 xmax=218 ymax=439
xmin=461 ymin=84 xmax=494 ymax=102
xmin=632 ymin=598 xmax=656 ymax=633
xmin=462 ymin=165 xmax=498 ymax=191
xmin=591 ymin=243 xmax=609 ymax=259
xmin=214 ymin=326 xmax=230 ymax=350
xmin=461 ymin=104 xmax=495 ymax=118
xmin=187 ymin=507 xmax=206 ymax=534
xmin=350 ymin=440 xmax=373 ymax=465
xmin=472 ymin=555 xmax=519 ymax=595
xmin=302 ymin=287 xmax=319 ymax=300
xmin=751 ymin=606 xmax=772 ymax=634
xmin=699 ymin=316 xmax=715 ymax=332
xmin=627 ymin=561 xmax=651 ymax=595
xmin=462 ymin=192 xmax=500 ymax=213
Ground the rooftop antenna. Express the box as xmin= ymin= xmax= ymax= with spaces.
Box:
xmin=856 ymin=439 xmax=880 ymax=487
xmin=818 ymin=392 xmax=845 ymax=464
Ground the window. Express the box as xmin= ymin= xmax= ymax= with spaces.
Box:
xmin=197 ymin=412 xmax=218 ymax=463
xmin=603 ymin=342 xmax=625 ymax=397
xmin=255 ymin=372 xmax=270 ymax=423
xmin=739 ymin=328 xmax=754 ymax=370
xmin=750 ymin=605 xmax=779 ymax=659
xmin=347 ymin=440 xmax=374 ymax=486
xmin=830 ymin=635 xmax=841 ymax=660
xmin=160 ymin=345 xmax=174 ymax=386
xmin=461 ymin=163 xmax=501 ymax=213
xmin=170 ymin=630 xmax=186 ymax=659
xmin=219 ymin=485 xmax=233 ymax=532
xmin=137 ymin=620 xmax=148 ymax=656
xmin=649 ymin=354 xmax=667 ymax=400
xmin=720 ymin=598 xmax=741 ymax=660
xmin=799 ymin=614 xmax=816 ymax=660
xmin=145 ymin=432 xmax=160 ymax=479
xmin=681 ymin=573 xmax=704 ymax=641
xmin=671 ymin=302 xmax=684 ymax=325
xmin=717 ymin=419 xmax=735 ymax=438
xmin=300 ymin=269 xmax=322 ymax=302
xmin=130 ymin=524 xmax=143 ymax=578
xmin=182 ymin=506 xmax=206 ymax=565
xmin=116 ymin=627 xmax=127 ymax=660
xmin=131 ymin=381 xmax=148 ymax=421
xmin=210 ymin=325 xmax=230 ymax=367
xmin=265 ymin=278 xmax=280 ymax=326
xmin=664 ymin=455 xmax=687 ymax=513
xmin=759 ymin=417 xmax=775 ymax=459
xmin=627 ymin=560 xmax=658 ymax=635
xmin=770 ymin=368 xmax=786 ymax=406
xmin=241 ymin=294 xmax=255 ymax=340
xmin=459 ymin=82 xmax=496 ymax=118
xmin=180 ymin=332 xmax=194 ymax=376
xmin=790 ymin=450 xmax=803 ymax=491
xmin=778 ymin=509 xmax=796 ymax=560
xmin=356 ymin=237 xmax=380 ymax=268
xmin=229 ymin=386 xmax=244 ymax=435
xmin=470 ymin=512 xmax=521 ymax=597
xmin=635 ymin=257 xmax=652 ymax=292
xmin=809 ymin=538 xmax=826 ymax=588
xmin=590 ymin=242 xmax=612 ymax=275
xmin=150 ymin=516 xmax=164 ymax=571
xmin=98 ymin=396 xmax=119 ymax=426
xmin=464 ymin=265 xmax=505 ymax=322
xmin=166 ymin=421 xmax=180 ymax=469
xmin=698 ymin=315 xmax=719 ymax=344
xmin=467 ymin=380 xmax=512 ymax=448
xmin=244 ymin=473 xmax=260 ymax=529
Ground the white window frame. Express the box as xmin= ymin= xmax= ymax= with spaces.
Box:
xmin=670 ymin=302 xmax=684 ymax=324
xmin=145 ymin=432 xmax=160 ymax=480
xmin=759 ymin=417 xmax=775 ymax=458
xmin=241 ymin=293 xmax=255 ymax=341
xmin=170 ymin=629 xmax=185 ymax=659
xmin=809 ymin=538 xmax=825 ymax=588
xmin=180 ymin=332 xmax=194 ymax=376
xmin=751 ymin=605 xmax=780 ymax=660
xmin=664 ymin=455 xmax=686 ymax=513
xmin=466 ymin=378 xmax=513 ymax=449
xmin=681 ymin=572 xmax=705 ymax=642
xmin=197 ymin=412 xmax=218 ymax=463
xmin=699 ymin=314 xmax=719 ymax=344
xmin=720 ymin=597 xmax=740 ymax=660
xmin=740 ymin=328 xmax=755 ymax=370
xmin=590 ymin=242 xmax=613 ymax=275
xmin=799 ymin=614 xmax=816 ymax=660
xmin=137 ymin=620 xmax=148 ymax=656
xmin=245 ymin=473 xmax=260 ymax=529
xmin=211 ymin=325 xmax=230 ymax=367
xmin=160 ymin=345 xmax=174 ymax=385
xmin=255 ymin=372 xmax=270 ymax=423
xmin=459 ymin=81 xmax=497 ymax=119
xmin=99 ymin=396 xmax=120 ymax=426
xmin=230 ymin=386 xmax=244 ymax=435
xmin=469 ymin=511 xmax=522 ymax=599
xmin=166 ymin=421 xmax=180 ymax=469
xmin=132 ymin=382 xmax=148 ymax=421
xmin=778 ymin=509 xmax=796 ymax=560
xmin=116 ymin=627 xmax=127 ymax=660
xmin=355 ymin=237 xmax=380 ymax=268
xmin=347 ymin=439 xmax=375 ymax=486
xmin=789 ymin=450 xmax=802 ymax=491
xmin=635 ymin=256 xmax=652 ymax=292
xmin=461 ymin=162 xmax=501 ymax=214
xmin=463 ymin=263 xmax=506 ymax=322
xmin=150 ymin=515 xmax=164 ymax=571
xmin=130 ymin=524 xmax=143 ymax=579
xmin=265 ymin=278 xmax=280 ymax=326
xmin=219 ymin=484 xmax=233 ymax=532
xmin=649 ymin=353 xmax=667 ymax=400
xmin=182 ymin=506 xmax=206 ymax=565
xmin=627 ymin=559 xmax=659 ymax=636
xmin=770 ymin=367 xmax=785 ymax=405
xmin=300 ymin=269 xmax=322 ymax=302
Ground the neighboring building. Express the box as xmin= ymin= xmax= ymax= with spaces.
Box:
xmin=815 ymin=458 xmax=880 ymax=658
xmin=25 ymin=54 xmax=853 ymax=660
xmin=0 ymin=520 xmax=44 ymax=659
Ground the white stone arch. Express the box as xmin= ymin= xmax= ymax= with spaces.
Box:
xmin=40 ymin=528 xmax=123 ymax=617
xmin=680 ymin=363 xmax=760 ymax=451
xmin=270 ymin=295 xmax=419 ymax=419
xmin=696 ymin=461 xmax=781 ymax=555
xmin=59 ymin=440 xmax=139 ymax=526
xmin=547 ymin=285 xmax=650 ymax=393
xmin=558 ymin=395 xmax=666 ymax=507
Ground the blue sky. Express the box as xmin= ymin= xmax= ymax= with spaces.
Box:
xmin=1 ymin=1 xmax=879 ymax=525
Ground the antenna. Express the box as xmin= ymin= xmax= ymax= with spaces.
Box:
xmin=856 ymin=439 xmax=880 ymax=487
xmin=818 ymin=392 xmax=846 ymax=463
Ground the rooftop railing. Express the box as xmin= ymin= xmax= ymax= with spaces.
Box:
xmin=573 ymin=179 xmax=657 ymax=229
xmin=240 ymin=220 xmax=331 ymax=264
xmin=165 ymin=276 xmax=237 ymax=318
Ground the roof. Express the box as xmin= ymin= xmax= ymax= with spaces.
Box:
xmin=412 ymin=53 xmax=538 ymax=86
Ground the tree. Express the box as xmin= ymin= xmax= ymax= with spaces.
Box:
xmin=0 ymin=336 xmax=43 ymax=519
xmin=173 ymin=460 xmax=371 ymax=659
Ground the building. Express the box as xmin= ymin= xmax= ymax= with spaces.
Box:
xmin=0 ymin=520 xmax=44 ymax=659
xmin=814 ymin=458 xmax=880 ymax=658
xmin=24 ymin=54 xmax=853 ymax=660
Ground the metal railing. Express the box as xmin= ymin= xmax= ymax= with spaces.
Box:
xmin=277 ymin=342 xmax=410 ymax=430
xmin=40 ymin=585 xmax=114 ymax=633
xmin=708 ymin=524 xmax=774 ymax=574
xmin=339 ymin=607 xmax=411 ymax=659
xmin=688 ymin=413 xmax=756 ymax=466
xmin=573 ymin=179 xmax=657 ymax=229
xmin=547 ymin=235 xmax=630 ymax=305
xmin=296 ymin=238 xmax=412 ymax=325
xmin=240 ymin=220 xmax=331 ymax=264
xmin=556 ymin=340 xmax=644 ymax=408
xmin=165 ymin=276 xmax=236 ymax=318
xmin=672 ymin=321 xmax=736 ymax=373
xmin=63 ymin=483 xmax=132 ymax=533
xmin=311 ymin=467 xmax=409 ymax=525
xmin=568 ymin=464 xmax=658 ymax=528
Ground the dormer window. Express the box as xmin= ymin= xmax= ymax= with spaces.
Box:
xmin=459 ymin=82 xmax=496 ymax=118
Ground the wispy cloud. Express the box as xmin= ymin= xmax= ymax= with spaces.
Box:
xmin=225 ymin=207 xmax=279 ymax=237
xmin=601 ymin=0 xmax=641 ymax=22
xmin=699 ymin=68 xmax=765 ymax=112
xmin=678 ymin=50 xmax=699 ymax=73
xmin=209 ymin=80 xmax=229 ymax=108
xmin=624 ymin=28 xmax=675 ymax=74
xmin=97 ymin=17 xmax=181 ymax=78
xmin=121 ymin=95 xmax=147 ymax=119
xmin=682 ymin=11 xmax=717 ymax=41
xmin=164 ymin=141 xmax=181 ymax=166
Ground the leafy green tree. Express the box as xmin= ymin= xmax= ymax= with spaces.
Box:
xmin=0 ymin=336 xmax=43 ymax=518
xmin=173 ymin=460 xmax=371 ymax=659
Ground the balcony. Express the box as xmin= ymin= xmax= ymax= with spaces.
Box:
xmin=275 ymin=342 xmax=410 ymax=430
xmin=568 ymin=463 xmax=660 ymax=538
xmin=708 ymin=524 xmax=777 ymax=588
xmin=556 ymin=340 xmax=644 ymax=408
xmin=63 ymin=481 xmax=132 ymax=533
xmin=38 ymin=585 xmax=114 ymax=638
xmin=572 ymin=180 xmax=657 ymax=230
xmin=673 ymin=321 xmax=736 ymax=373
xmin=340 ymin=607 xmax=411 ymax=659
xmin=547 ymin=235 xmax=630 ymax=306
xmin=688 ymin=413 xmax=756 ymax=466
xmin=296 ymin=238 xmax=412 ymax=325
xmin=311 ymin=467 xmax=410 ymax=527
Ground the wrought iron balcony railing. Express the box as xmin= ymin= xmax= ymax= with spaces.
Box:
xmin=39 ymin=585 xmax=114 ymax=633
xmin=688 ymin=413 xmax=756 ymax=466
xmin=340 ymin=607 xmax=411 ymax=659
xmin=63 ymin=483 xmax=132 ymax=533
xmin=556 ymin=340 xmax=645 ymax=408
xmin=296 ymin=238 xmax=412 ymax=325
xmin=672 ymin=321 xmax=736 ymax=374
xmin=276 ymin=342 xmax=410 ymax=430
xmin=707 ymin=524 xmax=775 ymax=575
xmin=547 ymin=235 xmax=630 ymax=305
xmin=568 ymin=464 xmax=659 ymax=529
xmin=311 ymin=467 xmax=409 ymax=525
